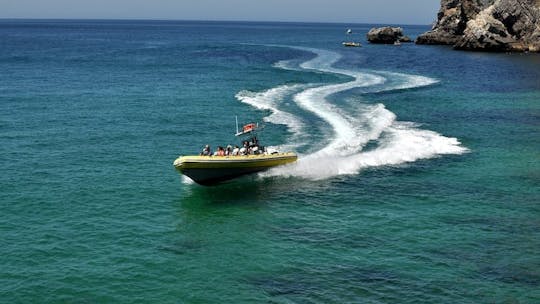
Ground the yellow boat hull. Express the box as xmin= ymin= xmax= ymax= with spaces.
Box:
xmin=173 ymin=152 xmax=297 ymax=185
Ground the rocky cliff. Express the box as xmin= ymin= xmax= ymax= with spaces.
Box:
xmin=417 ymin=0 xmax=540 ymax=52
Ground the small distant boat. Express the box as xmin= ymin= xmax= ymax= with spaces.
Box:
xmin=343 ymin=28 xmax=361 ymax=47
xmin=173 ymin=120 xmax=297 ymax=186
xmin=342 ymin=42 xmax=361 ymax=47
xmin=394 ymin=40 xmax=401 ymax=46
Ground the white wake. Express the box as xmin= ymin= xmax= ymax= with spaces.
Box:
xmin=236 ymin=46 xmax=467 ymax=181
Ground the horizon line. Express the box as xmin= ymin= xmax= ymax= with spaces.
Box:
xmin=0 ymin=17 xmax=433 ymax=27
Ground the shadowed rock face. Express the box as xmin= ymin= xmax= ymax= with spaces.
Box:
xmin=417 ymin=0 xmax=540 ymax=52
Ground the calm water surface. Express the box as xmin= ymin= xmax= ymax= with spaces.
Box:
xmin=1 ymin=20 xmax=539 ymax=303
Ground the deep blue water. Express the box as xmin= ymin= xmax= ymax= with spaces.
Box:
xmin=1 ymin=20 xmax=539 ymax=303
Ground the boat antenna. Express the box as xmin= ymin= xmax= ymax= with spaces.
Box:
xmin=235 ymin=116 xmax=239 ymax=135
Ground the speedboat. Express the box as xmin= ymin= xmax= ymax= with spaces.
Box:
xmin=173 ymin=122 xmax=297 ymax=185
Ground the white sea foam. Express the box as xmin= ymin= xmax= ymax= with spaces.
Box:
xmin=292 ymin=47 xmax=387 ymax=155
xmin=269 ymin=123 xmax=467 ymax=180
xmin=238 ymin=46 xmax=467 ymax=181
xmin=364 ymin=71 xmax=439 ymax=93
xmin=273 ymin=60 xmax=299 ymax=71
xmin=386 ymin=72 xmax=439 ymax=90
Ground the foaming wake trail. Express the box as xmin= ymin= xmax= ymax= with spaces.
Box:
xmin=259 ymin=47 xmax=467 ymax=180
xmin=382 ymin=71 xmax=439 ymax=90
xmin=293 ymin=47 xmax=386 ymax=154
xmin=363 ymin=71 xmax=439 ymax=94
xmin=273 ymin=60 xmax=298 ymax=71
xmin=352 ymin=123 xmax=467 ymax=168
xmin=272 ymin=123 xmax=467 ymax=180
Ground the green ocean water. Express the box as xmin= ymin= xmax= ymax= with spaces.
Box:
xmin=1 ymin=20 xmax=539 ymax=303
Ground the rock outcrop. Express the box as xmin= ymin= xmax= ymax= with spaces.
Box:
xmin=416 ymin=0 xmax=540 ymax=52
xmin=416 ymin=0 xmax=492 ymax=45
xmin=367 ymin=27 xmax=412 ymax=44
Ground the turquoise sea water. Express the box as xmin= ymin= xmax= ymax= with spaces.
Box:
xmin=1 ymin=20 xmax=539 ymax=303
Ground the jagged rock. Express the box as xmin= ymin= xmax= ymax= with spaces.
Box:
xmin=454 ymin=4 xmax=516 ymax=50
xmin=367 ymin=27 xmax=412 ymax=44
xmin=455 ymin=0 xmax=540 ymax=51
xmin=417 ymin=0 xmax=540 ymax=52
xmin=416 ymin=0 xmax=491 ymax=45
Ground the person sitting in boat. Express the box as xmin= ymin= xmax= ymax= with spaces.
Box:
xmin=201 ymin=144 xmax=211 ymax=156
xmin=215 ymin=146 xmax=225 ymax=156
xmin=248 ymin=137 xmax=261 ymax=154
xmin=232 ymin=145 xmax=240 ymax=156
xmin=240 ymin=141 xmax=249 ymax=155
xmin=225 ymin=145 xmax=232 ymax=156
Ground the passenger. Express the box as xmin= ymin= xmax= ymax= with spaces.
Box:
xmin=239 ymin=146 xmax=247 ymax=155
xmin=225 ymin=145 xmax=232 ymax=156
xmin=243 ymin=141 xmax=250 ymax=155
xmin=201 ymin=144 xmax=211 ymax=156
xmin=217 ymin=146 xmax=225 ymax=156
xmin=232 ymin=145 xmax=240 ymax=156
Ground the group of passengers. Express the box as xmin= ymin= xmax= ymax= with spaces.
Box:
xmin=200 ymin=137 xmax=262 ymax=156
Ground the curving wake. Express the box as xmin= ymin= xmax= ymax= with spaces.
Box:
xmin=236 ymin=46 xmax=468 ymax=181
